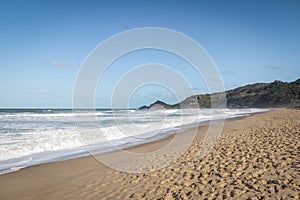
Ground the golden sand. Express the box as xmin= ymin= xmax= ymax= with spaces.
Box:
xmin=0 ymin=109 xmax=299 ymax=199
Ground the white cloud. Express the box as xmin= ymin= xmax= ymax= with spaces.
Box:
xmin=47 ymin=60 xmax=79 ymax=68
xmin=221 ymin=70 xmax=235 ymax=75
xmin=264 ymin=65 xmax=282 ymax=70
xmin=27 ymin=87 xmax=61 ymax=96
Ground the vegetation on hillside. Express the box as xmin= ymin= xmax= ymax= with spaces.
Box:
xmin=139 ymin=78 xmax=300 ymax=109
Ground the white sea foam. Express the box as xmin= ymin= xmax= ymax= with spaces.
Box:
xmin=0 ymin=108 xmax=268 ymax=174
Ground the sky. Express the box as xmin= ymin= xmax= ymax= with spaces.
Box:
xmin=0 ymin=0 xmax=299 ymax=108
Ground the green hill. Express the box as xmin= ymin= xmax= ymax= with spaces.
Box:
xmin=139 ymin=78 xmax=300 ymax=109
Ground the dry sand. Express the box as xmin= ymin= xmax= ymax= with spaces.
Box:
xmin=0 ymin=109 xmax=299 ymax=199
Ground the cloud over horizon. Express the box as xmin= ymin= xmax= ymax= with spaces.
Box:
xmin=264 ymin=66 xmax=283 ymax=70
xmin=221 ymin=70 xmax=235 ymax=75
xmin=27 ymin=86 xmax=62 ymax=96
xmin=47 ymin=60 xmax=79 ymax=68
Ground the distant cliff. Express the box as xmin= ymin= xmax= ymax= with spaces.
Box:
xmin=139 ymin=78 xmax=300 ymax=109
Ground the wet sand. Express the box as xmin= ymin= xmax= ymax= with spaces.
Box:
xmin=0 ymin=109 xmax=299 ymax=199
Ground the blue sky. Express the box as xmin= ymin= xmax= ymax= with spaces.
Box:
xmin=0 ymin=0 xmax=299 ymax=108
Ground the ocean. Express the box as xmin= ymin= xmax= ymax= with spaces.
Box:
xmin=0 ymin=108 xmax=268 ymax=174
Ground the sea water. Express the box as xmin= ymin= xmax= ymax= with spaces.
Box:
xmin=0 ymin=108 xmax=268 ymax=174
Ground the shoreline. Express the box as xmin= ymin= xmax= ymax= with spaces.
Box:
xmin=0 ymin=108 xmax=299 ymax=199
xmin=0 ymin=108 xmax=269 ymax=175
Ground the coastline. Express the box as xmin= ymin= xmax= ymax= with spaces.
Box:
xmin=0 ymin=108 xmax=267 ymax=175
xmin=0 ymin=108 xmax=299 ymax=199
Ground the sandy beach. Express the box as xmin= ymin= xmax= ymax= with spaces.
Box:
xmin=0 ymin=109 xmax=299 ymax=199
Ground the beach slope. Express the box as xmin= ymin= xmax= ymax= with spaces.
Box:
xmin=0 ymin=109 xmax=299 ymax=199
